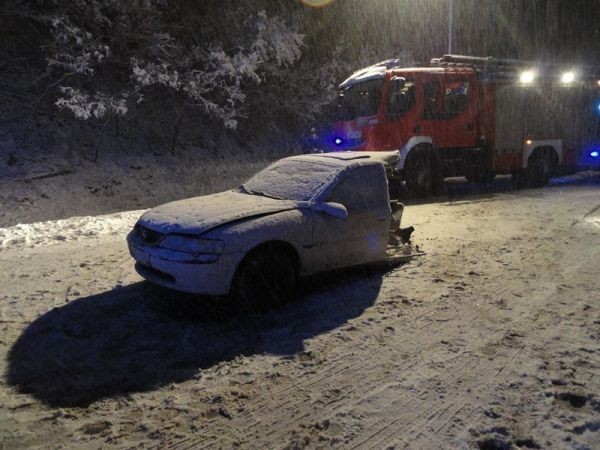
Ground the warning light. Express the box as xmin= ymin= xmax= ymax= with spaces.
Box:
xmin=591 ymin=151 xmax=599 ymax=158
xmin=561 ymin=71 xmax=576 ymax=84
xmin=519 ymin=70 xmax=536 ymax=85
xmin=334 ymin=137 xmax=343 ymax=146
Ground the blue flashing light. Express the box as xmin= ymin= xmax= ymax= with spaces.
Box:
xmin=334 ymin=137 xmax=343 ymax=146
xmin=591 ymin=150 xmax=599 ymax=158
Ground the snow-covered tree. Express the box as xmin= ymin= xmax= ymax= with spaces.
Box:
xmin=23 ymin=1 xmax=305 ymax=130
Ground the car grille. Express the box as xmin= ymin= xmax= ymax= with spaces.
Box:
xmin=134 ymin=225 xmax=164 ymax=245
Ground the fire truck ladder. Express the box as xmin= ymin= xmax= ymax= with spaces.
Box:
xmin=431 ymin=54 xmax=600 ymax=84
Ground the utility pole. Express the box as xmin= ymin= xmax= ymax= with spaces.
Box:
xmin=448 ymin=0 xmax=453 ymax=54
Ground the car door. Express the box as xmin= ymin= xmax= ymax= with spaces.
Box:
xmin=310 ymin=164 xmax=391 ymax=272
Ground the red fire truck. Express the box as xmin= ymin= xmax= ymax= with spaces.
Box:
xmin=324 ymin=55 xmax=600 ymax=195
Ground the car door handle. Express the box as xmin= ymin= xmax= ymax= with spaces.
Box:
xmin=377 ymin=216 xmax=389 ymax=221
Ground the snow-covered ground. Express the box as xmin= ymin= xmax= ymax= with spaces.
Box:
xmin=1 ymin=179 xmax=599 ymax=449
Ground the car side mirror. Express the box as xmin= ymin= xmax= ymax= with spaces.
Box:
xmin=311 ymin=202 xmax=348 ymax=220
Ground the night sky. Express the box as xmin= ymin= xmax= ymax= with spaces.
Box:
xmin=300 ymin=0 xmax=600 ymax=66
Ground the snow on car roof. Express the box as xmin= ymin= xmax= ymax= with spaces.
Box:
xmin=287 ymin=151 xmax=399 ymax=167
xmin=313 ymin=153 xmax=370 ymax=161
xmin=285 ymin=154 xmax=366 ymax=167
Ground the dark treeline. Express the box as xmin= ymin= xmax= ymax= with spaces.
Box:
xmin=1 ymin=0 xmax=598 ymax=158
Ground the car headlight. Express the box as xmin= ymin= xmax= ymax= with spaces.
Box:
xmin=160 ymin=235 xmax=225 ymax=257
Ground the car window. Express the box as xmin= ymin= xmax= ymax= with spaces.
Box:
xmin=327 ymin=165 xmax=387 ymax=211
xmin=244 ymin=160 xmax=341 ymax=201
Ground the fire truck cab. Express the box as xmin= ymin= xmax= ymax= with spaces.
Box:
xmin=325 ymin=55 xmax=600 ymax=195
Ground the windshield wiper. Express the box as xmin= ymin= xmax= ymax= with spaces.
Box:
xmin=240 ymin=184 xmax=284 ymax=200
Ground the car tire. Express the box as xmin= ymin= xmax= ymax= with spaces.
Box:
xmin=231 ymin=245 xmax=297 ymax=311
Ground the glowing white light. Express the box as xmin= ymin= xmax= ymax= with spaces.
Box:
xmin=591 ymin=151 xmax=599 ymax=158
xmin=334 ymin=138 xmax=343 ymax=145
xmin=519 ymin=70 xmax=536 ymax=84
xmin=561 ymin=71 xmax=575 ymax=84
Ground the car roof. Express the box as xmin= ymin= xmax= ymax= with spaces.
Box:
xmin=285 ymin=151 xmax=399 ymax=167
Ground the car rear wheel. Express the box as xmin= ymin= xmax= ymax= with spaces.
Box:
xmin=231 ymin=245 xmax=297 ymax=310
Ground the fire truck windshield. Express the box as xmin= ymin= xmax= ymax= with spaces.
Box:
xmin=333 ymin=79 xmax=383 ymax=121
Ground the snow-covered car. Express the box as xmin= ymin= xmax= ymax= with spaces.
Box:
xmin=127 ymin=151 xmax=401 ymax=304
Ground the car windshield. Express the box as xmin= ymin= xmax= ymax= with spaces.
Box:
xmin=333 ymin=79 xmax=383 ymax=121
xmin=242 ymin=160 xmax=342 ymax=201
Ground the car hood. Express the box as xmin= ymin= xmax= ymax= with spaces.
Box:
xmin=137 ymin=190 xmax=300 ymax=235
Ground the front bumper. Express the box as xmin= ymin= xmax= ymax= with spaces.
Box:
xmin=128 ymin=239 xmax=243 ymax=295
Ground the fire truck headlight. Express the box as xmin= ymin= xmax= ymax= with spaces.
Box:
xmin=519 ymin=70 xmax=536 ymax=85
xmin=334 ymin=137 xmax=343 ymax=146
xmin=561 ymin=71 xmax=576 ymax=84
xmin=590 ymin=150 xmax=599 ymax=158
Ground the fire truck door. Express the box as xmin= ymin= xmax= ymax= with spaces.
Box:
xmin=379 ymin=78 xmax=419 ymax=149
xmin=422 ymin=76 xmax=478 ymax=149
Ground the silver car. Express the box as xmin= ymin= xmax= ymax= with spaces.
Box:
xmin=127 ymin=151 xmax=400 ymax=304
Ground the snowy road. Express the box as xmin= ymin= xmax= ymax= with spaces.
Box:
xmin=1 ymin=179 xmax=600 ymax=449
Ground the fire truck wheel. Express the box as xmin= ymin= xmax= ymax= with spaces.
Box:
xmin=405 ymin=147 xmax=442 ymax=197
xmin=526 ymin=147 xmax=558 ymax=188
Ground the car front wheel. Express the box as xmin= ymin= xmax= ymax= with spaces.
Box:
xmin=231 ymin=245 xmax=297 ymax=310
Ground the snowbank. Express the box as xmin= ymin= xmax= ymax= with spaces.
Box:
xmin=0 ymin=210 xmax=144 ymax=251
